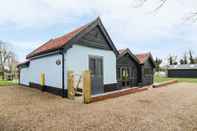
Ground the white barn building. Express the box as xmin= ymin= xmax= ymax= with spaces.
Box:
xmin=18 ymin=18 xmax=118 ymax=96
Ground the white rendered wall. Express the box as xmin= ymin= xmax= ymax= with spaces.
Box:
xmin=20 ymin=44 xmax=117 ymax=90
xmin=20 ymin=54 xmax=62 ymax=88
xmin=20 ymin=67 xmax=30 ymax=86
xmin=65 ymin=44 xmax=117 ymax=88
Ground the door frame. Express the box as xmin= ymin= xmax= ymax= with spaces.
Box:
xmin=88 ymin=55 xmax=104 ymax=94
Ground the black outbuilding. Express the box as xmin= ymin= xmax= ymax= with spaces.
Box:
xmin=167 ymin=64 xmax=197 ymax=78
xmin=136 ymin=53 xmax=156 ymax=86
xmin=117 ymin=48 xmax=141 ymax=88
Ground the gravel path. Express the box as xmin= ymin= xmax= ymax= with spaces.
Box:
xmin=0 ymin=83 xmax=197 ymax=131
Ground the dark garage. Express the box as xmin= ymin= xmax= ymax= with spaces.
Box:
xmin=167 ymin=64 xmax=197 ymax=78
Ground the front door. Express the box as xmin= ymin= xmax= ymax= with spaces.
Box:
xmin=89 ymin=56 xmax=104 ymax=95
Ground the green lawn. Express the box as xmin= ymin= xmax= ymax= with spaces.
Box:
xmin=154 ymin=75 xmax=197 ymax=83
xmin=0 ymin=80 xmax=18 ymax=86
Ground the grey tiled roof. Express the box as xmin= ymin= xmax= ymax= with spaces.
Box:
xmin=168 ymin=64 xmax=197 ymax=70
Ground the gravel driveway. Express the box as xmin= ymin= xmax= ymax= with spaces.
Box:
xmin=0 ymin=83 xmax=197 ymax=131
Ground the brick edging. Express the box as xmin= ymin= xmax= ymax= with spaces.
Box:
xmin=153 ymin=80 xmax=178 ymax=88
xmin=91 ymin=87 xmax=148 ymax=103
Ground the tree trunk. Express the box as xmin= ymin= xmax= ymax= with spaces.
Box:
xmin=2 ymin=67 xmax=5 ymax=80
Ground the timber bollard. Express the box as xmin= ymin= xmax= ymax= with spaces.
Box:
xmin=67 ymin=71 xmax=75 ymax=100
xmin=40 ymin=73 xmax=45 ymax=91
xmin=83 ymin=70 xmax=91 ymax=104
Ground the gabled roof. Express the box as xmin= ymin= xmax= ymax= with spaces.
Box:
xmin=136 ymin=52 xmax=155 ymax=67
xmin=26 ymin=26 xmax=87 ymax=59
xmin=118 ymin=48 xmax=127 ymax=54
xmin=168 ymin=64 xmax=197 ymax=70
xmin=136 ymin=53 xmax=150 ymax=64
xmin=118 ymin=48 xmax=140 ymax=64
xmin=26 ymin=17 xmax=118 ymax=59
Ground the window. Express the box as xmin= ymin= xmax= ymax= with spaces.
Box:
xmin=118 ymin=67 xmax=133 ymax=81
xmin=89 ymin=58 xmax=96 ymax=75
xmin=144 ymin=68 xmax=152 ymax=75
xmin=97 ymin=58 xmax=103 ymax=76
xmin=89 ymin=56 xmax=103 ymax=76
xmin=121 ymin=67 xmax=129 ymax=80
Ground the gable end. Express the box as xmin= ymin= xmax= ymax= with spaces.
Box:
xmin=63 ymin=17 xmax=118 ymax=56
xmin=77 ymin=26 xmax=111 ymax=50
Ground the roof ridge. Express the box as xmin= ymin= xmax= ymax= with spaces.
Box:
xmin=118 ymin=48 xmax=128 ymax=54
xmin=26 ymin=17 xmax=99 ymax=59
xmin=26 ymin=39 xmax=54 ymax=58
xmin=136 ymin=52 xmax=151 ymax=64
xmin=136 ymin=52 xmax=150 ymax=55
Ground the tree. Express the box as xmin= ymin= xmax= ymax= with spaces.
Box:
xmin=0 ymin=40 xmax=17 ymax=80
xmin=137 ymin=0 xmax=197 ymax=22
xmin=155 ymin=57 xmax=162 ymax=71
xmin=189 ymin=50 xmax=195 ymax=64
xmin=7 ymin=52 xmax=19 ymax=79
xmin=195 ymin=58 xmax=197 ymax=64
xmin=174 ymin=61 xmax=178 ymax=65
xmin=179 ymin=59 xmax=184 ymax=65
xmin=183 ymin=52 xmax=188 ymax=64
xmin=168 ymin=56 xmax=173 ymax=65
xmin=180 ymin=50 xmax=196 ymax=65
xmin=168 ymin=55 xmax=177 ymax=65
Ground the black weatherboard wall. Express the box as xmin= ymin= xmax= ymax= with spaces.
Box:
xmin=117 ymin=49 xmax=141 ymax=89
xmin=168 ymin=69 xmax=197 ymax=78
xmin=141 ymin=58 xmax=154 ymax=86
xmin=117 ymin=54 xmax=139 ymax=88
xmin=78 ymin=26 xmax=111 ymax=50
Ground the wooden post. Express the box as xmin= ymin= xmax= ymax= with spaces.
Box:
xmin=40 ymin=73 xmax=45 ymax=91
xmin=67 ymin=71 xmax=75 ymax=100
xmin=83 ymin=70 xmax=91 ymax=104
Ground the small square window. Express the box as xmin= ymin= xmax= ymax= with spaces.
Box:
xmin=144 ymin=68 xmax=151 ymax=75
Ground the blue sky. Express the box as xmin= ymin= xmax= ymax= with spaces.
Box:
xmin=1 ymin=0 xmax=197 ymax=64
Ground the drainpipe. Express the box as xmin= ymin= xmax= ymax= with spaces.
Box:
xmin=61 ymin=50 xmax=65 ymax=97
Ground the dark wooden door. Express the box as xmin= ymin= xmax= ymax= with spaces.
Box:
xmin=89 ymin=56 xmax=104 ymax=95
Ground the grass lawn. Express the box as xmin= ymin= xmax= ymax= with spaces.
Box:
xmin=154 ymin=75 xmax=197 ymax=83
xmin=0 ymin=80 xmax=18 ymax=86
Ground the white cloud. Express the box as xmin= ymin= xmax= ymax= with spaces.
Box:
xmin=10 ymin=41 xmax=43 ymax=62
xmin=1 ymin=0 xmax=197 ymax=62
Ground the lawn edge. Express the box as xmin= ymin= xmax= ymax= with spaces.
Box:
xmin=153 ymin=80 xmax=178 ymax=88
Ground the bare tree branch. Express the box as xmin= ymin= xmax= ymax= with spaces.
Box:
xmin=132 ymin=0 xmax=148 ymax=8
xmin=135 ymin=0 xmax=168 ymax=11
xmin=136 ymin=0 xmax=197 ymax=23
xmin=184 ymin=11 xmax=197 ymax=23
xmin=153 ymin=0 xmax=167 ymax=12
